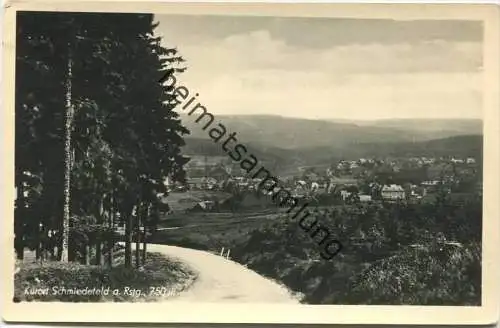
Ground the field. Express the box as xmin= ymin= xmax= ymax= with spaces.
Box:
xmin=154 ymin=189 xmax=288 ymax=253
xmin=161 ymin=191 xmax=233 ymax=213
xmin=151 ymin=210 xmax=280 ymax=254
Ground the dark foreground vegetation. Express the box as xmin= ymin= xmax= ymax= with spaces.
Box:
xmin=15 ymin=12 xmax=192 ymax=301
xmin=230 ymin=195 xmax=482 ymax=305
xmin=14 ymin=250 xmax=196 ymax=302
xmin=15 ymin=12 xmax=188 ymax=268
xmin=153 ymin=190 xmax=482 ymax=305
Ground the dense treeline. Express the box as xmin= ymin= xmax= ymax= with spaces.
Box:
xmin=231 ymin=194 xmax=482 ymax=305
xmin=15 ymin=12 xmax=189 ymax=267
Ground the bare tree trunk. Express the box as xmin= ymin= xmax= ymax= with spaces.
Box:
xmin=14 ymin=181 xmax=24 ymax=260
xmin=15 ymin=243 xmax=24 ymax=260
xmin=68 ymin=231 xmax=76 ymax=261
xmin=107 ymin=194 xmax=115 ymax=268
xmin=40 ymin=224 xmax=49 ymax=263
xmin=61 ymin=45 xmax=73 ymax=263
xmin=84 ymin=244 xmax=90 ymax=265
xmin=36 ymin=223 xmax=42 ymax=262
xmin=49 ymin=230 xmax=56 ymax=260
xmin=107 ymin=239 xmax=114 ymax=267
xmin=135 ymin=203 xmax=141 ymax=268
xmin=142 ymin=234 xmax=147 ymax=265
xmin=125 ymin=208 xmax=133 ymax=268
xmin=57 ymin=233 xmax=63 ymax=260
xmin=35 ymin=243 xmax=40 ymax=261
xmin=142 ymin=204 xmax=149 ymax=265
xmin=96 ymin=198 xmax=104 ymax=265
xmin=96 ymin=243 xmax=102 ymax=265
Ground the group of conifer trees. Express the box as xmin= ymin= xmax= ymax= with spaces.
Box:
xmin=15 ymin=12 xmax=189 ymax=268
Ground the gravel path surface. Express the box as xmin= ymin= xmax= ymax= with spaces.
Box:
xmin=144 ymin=243 xmax=299 ymax=303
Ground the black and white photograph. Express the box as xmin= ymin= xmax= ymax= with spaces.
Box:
xmin=2 ymin=2 xmax=499 ymax=325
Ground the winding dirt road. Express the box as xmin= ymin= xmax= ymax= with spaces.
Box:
xmin=145 ymin=243 xmax=299 ymax=303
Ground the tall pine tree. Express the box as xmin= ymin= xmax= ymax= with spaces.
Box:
xmin=15 ymin=12 xmax=190 ymax=267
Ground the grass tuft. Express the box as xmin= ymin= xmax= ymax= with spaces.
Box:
xmin=14 ymin=252 xmax=197 ymax=302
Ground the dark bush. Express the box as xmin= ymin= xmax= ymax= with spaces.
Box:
xmin=230 ymin=198 xmax=482 ymax=305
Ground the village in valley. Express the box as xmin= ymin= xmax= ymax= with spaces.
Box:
xmin=161 ymin=154 xmax=481 ymax=214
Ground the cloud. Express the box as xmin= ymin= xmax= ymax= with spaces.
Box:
xmin=178 ymin=30 xmax=481 ymax=74
xmin=180 ymin=71 xmax=481 ymax=120
xmin=159 ymin=28 xmax=482 ymax=120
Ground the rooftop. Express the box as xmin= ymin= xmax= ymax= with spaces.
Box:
xmin=381 ymin=184 xmax=404 ymax=192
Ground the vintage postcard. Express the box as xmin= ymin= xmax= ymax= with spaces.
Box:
xmin=1 ymin=1 xmax=499 ymax=325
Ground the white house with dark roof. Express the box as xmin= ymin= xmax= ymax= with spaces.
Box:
xmin=381 ymin=184 xmax=405 ymax=200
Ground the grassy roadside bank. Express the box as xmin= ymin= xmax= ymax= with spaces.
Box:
xmin=14 ymin=251 xmax=197 ymax=302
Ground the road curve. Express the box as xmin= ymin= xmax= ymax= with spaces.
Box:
xmin=145 ymin=243 xmax=299 ymax=303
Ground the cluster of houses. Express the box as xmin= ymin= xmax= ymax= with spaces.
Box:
xmin=338 ymin=184 xmax=405 ymax=202
xmin=408 ymin=157 xmax=476 ymax=165
xmin=169 ymin=172 xmax=411 ymax=203
xmin=164 ymin=155 xmax=479 ymax=208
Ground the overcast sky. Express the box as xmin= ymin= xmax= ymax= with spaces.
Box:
xmin=154 ymin=15 xmax=483 ymax=120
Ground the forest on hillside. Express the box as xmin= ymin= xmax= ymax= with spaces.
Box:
xmin=231 ymin=194 xmax=482 ymax=305
xmin=15 ymin=12 xmax=190 ymax=270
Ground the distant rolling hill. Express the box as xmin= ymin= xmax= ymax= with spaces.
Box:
xmin=179 ymin=114 xmax=482 ymax=150
xmin=178 ymin=114 xmax=482 ymax=170
xmin=351 ymin=118 xmax=483 ymax=140
xmin=298 ymin=135 xmax=483 ymax=164
xmin=182 ymin=134 xmax=483 ymax=171
xmin=182 ymin=137 xmax=293 ymax=168
xmin=182 ymin=137 xmax=281 ymax=161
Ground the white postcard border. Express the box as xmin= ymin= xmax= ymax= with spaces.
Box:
xmin=1 ymin=2 xmax=499 ymax=325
